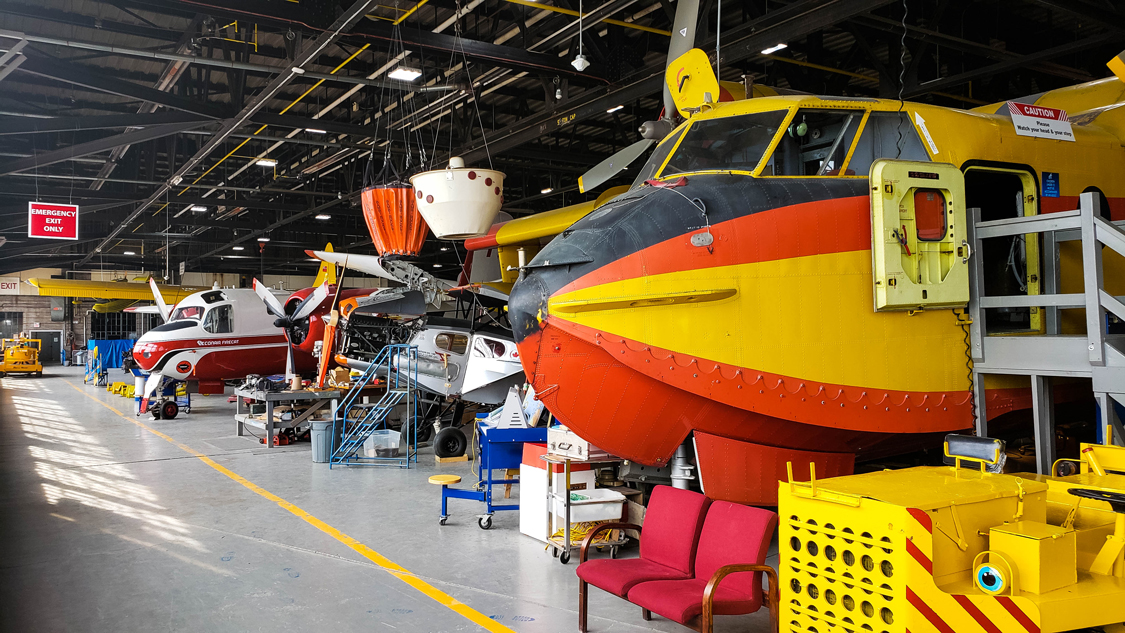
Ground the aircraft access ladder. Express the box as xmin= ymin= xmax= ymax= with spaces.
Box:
xmin=330 ymin=343 xmax=419 ymax=468
xmin=968 ymin=191 xmax=1125 ymax=473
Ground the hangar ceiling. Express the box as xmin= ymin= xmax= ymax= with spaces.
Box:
xmin=1 ymin=0 xmax=1123 ymax=278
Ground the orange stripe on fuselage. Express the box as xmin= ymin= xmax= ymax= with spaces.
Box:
xmin=556 ymin=195 xmax=871 ymax=296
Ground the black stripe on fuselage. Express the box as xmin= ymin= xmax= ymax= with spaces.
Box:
xmin=508 ymin=175 xmax=870 ymax=343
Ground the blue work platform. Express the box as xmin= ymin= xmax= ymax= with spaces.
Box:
xmin=437 ymin=423 xmax=547 ymax=529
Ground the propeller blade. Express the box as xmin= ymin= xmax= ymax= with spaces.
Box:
xmin=282 ymin=330 xmax=295 ymax=380
xmin=306 ymin=250 xmax=398 ymax=283
xmin=252 ymin=278 xmax=287 ymax=318
xmin=292 ymin=282 xmax=330 ymax=321
xmin=578 ymin=139 xmax=655 ymax=193
xmin=148 ymin=278 xmax=171 ymax=321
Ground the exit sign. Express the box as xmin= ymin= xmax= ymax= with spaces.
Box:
xmin=28 ymin=202 xmax=79 ymax=240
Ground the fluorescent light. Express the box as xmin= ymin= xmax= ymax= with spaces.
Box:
xmin=606 ymin=105 xmax=624 ymax=113
xmin=760 ymin=43 xmax=788 ymax=55
xmin=189 ymin=204 xmax=207 ymax=212
xmin=232 ymin=246 xmax=244 ymax=251
xmin=123 ymin=251 xmax=135 ymax=255
xmin=255 ymin=158 xmax=277 ymax=167
xmin=541 ymin=187 xmax=553 ymax=194
xmin=257 ymin=237 xmax=270 ymax=242
xmin=432 ymin=264 xmax=441 ymax=268
xmin=290 ymin=67 xmax=305 ymax=75
xmin=388 ymin=67 xmax=422 ymax=81
xmin=439 ymin=247 xmax=449 ymax=252
xmin=315 ymin=214 xmax=332 ymax=220
xmin=305 ymin=128 xmax=327 ymax=134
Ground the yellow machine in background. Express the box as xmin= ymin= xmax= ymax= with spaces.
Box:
xmin=779 ymin=436 xmax=1125 ymax=633
xmin=0 ymin=338 xmax=43 ymax=377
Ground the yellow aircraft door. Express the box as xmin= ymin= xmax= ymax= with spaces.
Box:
xmin=963 ymin=166 xmax=1043 ymax=333
xmin=870 ymin=159 xmax=970 ymax=311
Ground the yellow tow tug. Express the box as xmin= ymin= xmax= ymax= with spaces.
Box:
xmin=780 ymin=435 xmax=1125 ymax=633
xmin=0 ymin=338 xmax=43 ymax=377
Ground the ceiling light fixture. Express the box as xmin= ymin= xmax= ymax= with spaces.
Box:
xmin=232 ymin=246 xmax=244 ymax=251
xmin=123 ymin=251 xmax=135 ymax=255
xmin=388 ymin=66 xmax=422 ymax=81
xmin=572 ymin=0 xmax=590 ymax=72
xmin=257 ymin=237 xmax=270 ymax=242
xmin=315 ymin=214 xmax=332 ymax=220
xmin=432 ymin=264 xmax=441 ymax=268
xmin=255 ymin=158 xmax=278 ymax=168
xmin=305 ymin=128 xmax=327 ymax=134
xmin=606 ymin=105 xmax=624 ymax=113
xmin=189 ymin=205 xmax=208 ymax=212
xmin=439 ymin=247 xmax=449 ymax=252
xmin=760 ymin=43 xmax=788 ymax=55
xmin=541 ymin=187 xmax=553 ymax=194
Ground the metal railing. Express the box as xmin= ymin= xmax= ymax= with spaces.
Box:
xmin=968 ymin=191 xmax=1125 ymax=467
xmin=330 ymin=344 xmax=419 ymax=468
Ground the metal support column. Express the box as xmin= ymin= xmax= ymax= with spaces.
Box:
xmin=1031 ymin=375 xmax=1055 ymax=474
xmin=973 ymin=371 xmax=988 ymax=437
xmin=1097 ymin=391 xmax=1125 ymax=447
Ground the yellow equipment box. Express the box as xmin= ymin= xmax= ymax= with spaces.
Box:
xmin=0 ymin=338 xmax=43 ymax=377
xmin=779 ymin=437 xmax=1125 ymax=633
xmin=989 ymin=521 xmax=1076 ymax=595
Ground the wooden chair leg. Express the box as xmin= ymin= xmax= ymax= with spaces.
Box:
xmin=578 ymin=580 xmax=588 ymax=633
xmin=641 ymin=608 xmax=652 ymax=621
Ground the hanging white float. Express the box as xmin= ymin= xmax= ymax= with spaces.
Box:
xmin=409 ymin=157 xmax=505 ymax=239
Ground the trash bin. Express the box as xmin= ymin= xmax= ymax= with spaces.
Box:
xmin=311 ymin=420 xmax=333 ymax=463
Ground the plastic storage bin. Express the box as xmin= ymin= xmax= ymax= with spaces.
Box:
xmin=552 ymin=488 xmax=626 ymax=522
xmin=364 ymin=429 xmax=401 ymax=458
xmin=311 ymin=420 xmax=333 ymax=463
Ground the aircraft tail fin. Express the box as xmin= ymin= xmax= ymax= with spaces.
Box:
xmin=313 ymin=243 xmax=337 ymax=287
xmin=1109 ymin=50 xmax=1125 ymax=84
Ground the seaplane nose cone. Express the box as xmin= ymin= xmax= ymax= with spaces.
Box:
xmin=508 ymin=270 xmax=551 ymax=345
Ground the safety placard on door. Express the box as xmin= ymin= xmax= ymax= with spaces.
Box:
xmin=28 ymin=202 xmax=79 ymax=240
xmin=1007 ymin=102 xmax=1075 ymax=142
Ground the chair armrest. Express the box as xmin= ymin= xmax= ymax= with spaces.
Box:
xmin=702 ymin=564 xmax=778 ymax=633
xmin=578 ymin=522 xmax=641 ymax=564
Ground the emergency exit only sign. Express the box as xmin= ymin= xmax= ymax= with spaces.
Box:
xmin=28 ymin=202 xmax=79 ymax=240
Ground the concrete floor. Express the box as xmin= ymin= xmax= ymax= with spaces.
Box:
xmin=0 ymin=367 xmax=775 ymax=633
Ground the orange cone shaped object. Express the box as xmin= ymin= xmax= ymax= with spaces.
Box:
xmin=360 ymin=186 xmax=429 ymax=256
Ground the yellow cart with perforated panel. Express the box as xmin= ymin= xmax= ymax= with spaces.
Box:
xmin=779 ymin=437 xmax=1125 ymax=633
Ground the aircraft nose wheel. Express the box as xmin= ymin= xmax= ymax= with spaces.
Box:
xmin=160 ymin=401 xmax=179 ymax=420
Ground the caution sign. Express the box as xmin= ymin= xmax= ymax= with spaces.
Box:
xmin=28 ymin=202 xmax=79 ymax=240
xmin=1008 ymin=102 xmax=1075 ymax=142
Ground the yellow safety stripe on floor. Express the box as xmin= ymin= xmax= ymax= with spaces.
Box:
xmin=64 ymin=381 xmax=516 ymax=633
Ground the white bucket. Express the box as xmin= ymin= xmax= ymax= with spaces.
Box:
xmin=409 ymin=157 xmax=504 ymax=239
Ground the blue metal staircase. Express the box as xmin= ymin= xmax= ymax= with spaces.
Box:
xmin=330 ymin=344 xmax=419 ymax=468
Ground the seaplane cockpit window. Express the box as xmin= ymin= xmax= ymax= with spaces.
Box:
xmin=763 ymin=109 xmax=864 ymax=176
xmin=169 ymin=305 xmax=203 ymax=322
xmin=472 ymin=338 xmax=507 ymax=359
xmin=842 ymin=112 xmax=930 ymax=176
xmin=202 ymin=304 xmax=234 ymax=334
xmin=661 ymin=110 xmax=787 ymax=176
xmin=630 ymin=126 xmax=686 ymax=189
xmin=435 ymin=332 xmax=469 ymax=355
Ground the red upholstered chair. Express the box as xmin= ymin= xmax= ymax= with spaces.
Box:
xmin=627 ymin=500 xmax=779 ymax=633
xmin=576 ymin=486 xmax=711 ymax=633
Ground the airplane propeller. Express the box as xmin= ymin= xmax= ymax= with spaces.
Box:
xmin=577 ymin=138 xmax=655 ymax=193
xmin=148 ymin=277 xmax=172 ymax=321
xmin=252 ymin=279 xmax=330 ymax=379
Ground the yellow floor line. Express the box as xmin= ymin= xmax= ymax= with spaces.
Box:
xmin=65 ymin=381 xmax=516 ymax=633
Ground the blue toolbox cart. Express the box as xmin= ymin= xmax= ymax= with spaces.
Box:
xmin=435 ymin=422 xmax=547 ymax=529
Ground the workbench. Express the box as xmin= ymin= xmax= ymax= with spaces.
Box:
xmin=234 ymin=387 xmax=341 ymax=449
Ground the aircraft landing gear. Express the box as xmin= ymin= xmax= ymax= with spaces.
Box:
xmin=434 ymin=426 xmax=467 ymax=458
